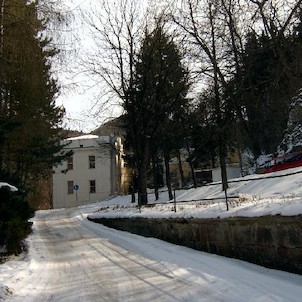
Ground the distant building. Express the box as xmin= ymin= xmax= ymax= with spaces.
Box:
xmin=208 ymin=150 xmax=246 ymax=182
xmin=52 ymin=134 xmax=124 ymax=209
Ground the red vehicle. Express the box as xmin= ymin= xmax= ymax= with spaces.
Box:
xmin=258 ymin=151 xmax=302 ymax=174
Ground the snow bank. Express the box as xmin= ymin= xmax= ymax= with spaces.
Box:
xmin=89 ymin=167 xmax=302 ymax=220
xmin=0 ymin=182 xmax=18 ymax=192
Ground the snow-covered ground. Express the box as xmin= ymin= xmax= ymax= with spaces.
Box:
xmin=1 ymin=167 xmax=302 ymax=301
xmin=89 ymin=166 xmax=302 ymax=220
xmin=0 ymin=182 xmax=18 ymax=192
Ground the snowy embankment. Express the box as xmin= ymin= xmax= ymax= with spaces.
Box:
xmin=89 ymin=167 xmax=302 ymax=220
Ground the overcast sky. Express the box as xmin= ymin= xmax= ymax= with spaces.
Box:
xmin=55 ymin=0 xmax=123 ymax=133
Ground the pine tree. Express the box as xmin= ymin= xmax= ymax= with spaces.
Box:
xmin=0 ymin=0 xmax=67 ymax=201
xmin=123 ymin=24 xmax=189 ymax=205
xmin=235 ymin=28 xmax=302 ymax=157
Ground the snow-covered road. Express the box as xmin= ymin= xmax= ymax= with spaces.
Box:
xmin=1 ymin=204 xmax=302 ymax=301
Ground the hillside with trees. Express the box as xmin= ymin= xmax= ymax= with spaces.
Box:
xmin=80 ymin=0 xmax=302 ymax=205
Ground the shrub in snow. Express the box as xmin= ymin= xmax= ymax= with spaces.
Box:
xmin=0 ymin=186 xmax=34 ymax=255
xmin=242 ymin=149 xmax=273 ymax=172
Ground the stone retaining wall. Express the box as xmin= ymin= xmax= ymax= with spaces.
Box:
xmin=88 ymin=215 xmax=302 ymax=274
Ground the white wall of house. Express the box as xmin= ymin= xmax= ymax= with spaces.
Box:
xmin=212 ymin=167 xmax=241 ymax=182
xmin=52 ymin=135 xmax=122 ymax=209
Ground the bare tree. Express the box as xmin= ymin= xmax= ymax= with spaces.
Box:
xmin=165 ymin=0 xmax=302 ymax=209
xmin=80 ymin=0 xmax=144 ymax=104
xmin=248 ymin=0 xmax=302 ymax=37
xmin=80 ymin=0 xmax=149 ymax=203
xmin=169 ymin=0 xmax=233 ymax=210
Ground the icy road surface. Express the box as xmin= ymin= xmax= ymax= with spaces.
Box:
xmin=1 ymin=204 xmax=302 ymax=301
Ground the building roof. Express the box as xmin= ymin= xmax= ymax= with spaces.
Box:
xmin=91 ymin=117 xmax=125 ymax=137
xmin=66 ymin=135 xmax=99 ymax=141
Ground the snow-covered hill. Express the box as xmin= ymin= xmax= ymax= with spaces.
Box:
xmin=89 ymin=166 xmax=302 ymax=220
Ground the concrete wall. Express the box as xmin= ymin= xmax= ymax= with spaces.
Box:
xmin=88 ymin=215 xmax=302 ymax=275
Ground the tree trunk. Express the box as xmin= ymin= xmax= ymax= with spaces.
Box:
xmin=131 ymin=172 xmax=136 ymax=203
xmin=238 ymin=146 xmax=243 ymax=177
xmin=164 ymin=150 xmax=173 ymax=200
xmin=209 ymin=1 xmax=229 ymax=211
xmin=185 ymin=137 xmax=197 ymax=187
xmin=152 ymin=152 xmax=159 ymax=200
xmin=137 ymin=138 xmax=150 ymax=206
xmin=137 ymin=163 xmax=148 ymax=206
xmin=177 ymin=149 xmax=186 ymax=188
xmin=218 ymin=140 xmax=229 ymax=211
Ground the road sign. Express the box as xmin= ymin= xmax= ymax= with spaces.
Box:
xmin=73 ymin=184 xmax=79 ymax=191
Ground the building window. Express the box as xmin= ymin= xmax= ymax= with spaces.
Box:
xmin=90 ymin=180 xmax=96 ymax=193
xmin=67 ymin=180 xmax=74 ymax=194
xmin=89 ymin=155 xmax=95 ymax=169
xmin=67 ymin=156 xmax=73 ymax=170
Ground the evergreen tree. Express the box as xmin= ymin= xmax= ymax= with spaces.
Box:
xmin=190 ymin=93 xmax=219 ymax=169
xmin=0 ymin=0 xmax=67 ymax=193
xmin=234 ymin=29 xmax=302 ymax=157
xmin=157 ymin=107 xmax=189 ymax=200
xmin=123 ymin=23 xmax=189 ymax=205
xmin=0 ymin=0 xmax=69 ymax=254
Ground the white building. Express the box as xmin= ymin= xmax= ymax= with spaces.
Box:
xmin=211 ymin=167 xmax=241 ymax=182
xmin=52 ymin=134 xmax=124 ymax=209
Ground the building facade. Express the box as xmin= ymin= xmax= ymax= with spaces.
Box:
xmin=52 ymin=135 xmax=124 ymax=209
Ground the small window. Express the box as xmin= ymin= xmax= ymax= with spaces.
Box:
xmin=67 ymin=156 xmax=73 ymax=170
xmin=67 ymin=180 xmax=74 ymax=194
xmin=89 ymin=155 xmax=96 ymax=169
xmin=90 ymin=180 xmax=96 ymax=193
